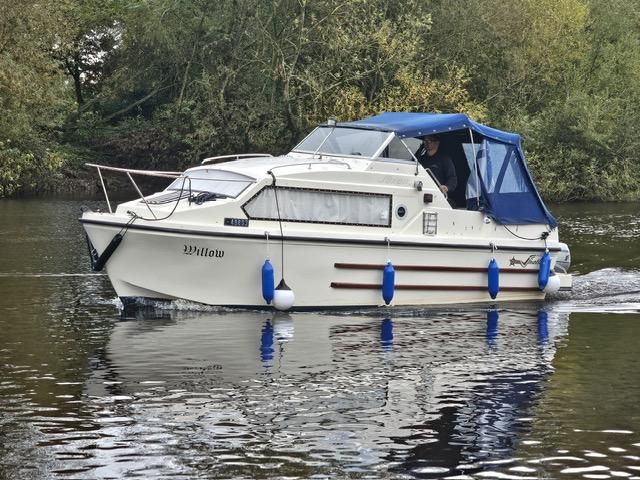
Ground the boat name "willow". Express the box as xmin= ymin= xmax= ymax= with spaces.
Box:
xmin=509 ymin=254 xmax=540 ymax=268
xmin=183 ymin=245 xmax=225 ymax=258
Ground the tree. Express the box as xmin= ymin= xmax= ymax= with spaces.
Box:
xmin=0 ymin=0 xmax=71 ymax=195
xmin=81 ymin=0 xmax=484 ymax=169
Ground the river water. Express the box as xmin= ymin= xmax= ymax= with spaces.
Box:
xmin=0 ymin=198 xmax=639 ymax=479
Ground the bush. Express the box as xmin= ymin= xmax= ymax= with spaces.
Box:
xmin=0 ymin=141 xmax=65 ymax=196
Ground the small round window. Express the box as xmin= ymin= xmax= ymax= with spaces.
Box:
xmin=395 ymin=204 xmax=407 ymax=220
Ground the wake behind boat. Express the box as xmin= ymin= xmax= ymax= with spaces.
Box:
xmin=81 ymin=112 xmax=572 ymax=309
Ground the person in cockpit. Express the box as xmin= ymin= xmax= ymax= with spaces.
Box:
xmin=417 ymin=135 xmax=457 ymax=197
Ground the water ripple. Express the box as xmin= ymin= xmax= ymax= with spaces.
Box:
xmin=1 ymin=199 xmax=640 ymax=478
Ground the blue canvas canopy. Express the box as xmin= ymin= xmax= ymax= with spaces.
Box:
xmin=342 ymin=112 xmax=556 ymax=229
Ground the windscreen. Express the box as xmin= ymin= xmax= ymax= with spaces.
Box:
xmin=292 ymin=127 xmax=391 ymax=157
xmin=167 ymin=169 xmax=254 ymax=198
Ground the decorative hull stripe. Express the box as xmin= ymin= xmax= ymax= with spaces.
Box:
xmin=334 ymin=263 xmax=539 ymax=274
xmin=80 ymin=218 xmax=559 ymax=253
xmin=330 ymin=282 xmax=539 ymax=292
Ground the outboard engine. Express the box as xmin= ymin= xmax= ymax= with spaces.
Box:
xmin=555 ymin=242 xmax=571 ymax=273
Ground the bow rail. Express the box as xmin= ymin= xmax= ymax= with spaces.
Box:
xmin=85 ymin=163 xmax=184 ymax=217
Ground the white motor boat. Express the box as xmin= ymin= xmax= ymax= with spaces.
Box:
xmin=81 ymin=112 xmax=572 ymax=309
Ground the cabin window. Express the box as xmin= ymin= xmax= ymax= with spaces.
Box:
xmin=243 ymin=187 xmax=391 ymax=227
xmin=166 ymin=169 xmax=254 ymax=198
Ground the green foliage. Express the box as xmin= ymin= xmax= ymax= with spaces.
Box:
xmin=79 ymin=0 xmax=485 ymax=164
xmin=515 ymin=0 xmax=640 ymax=201
xmin=0 ymin=0 xmax=75 ymax=196
xmin=0 ymin=143 xmax=32 ymax=197
xmin=0 ymin=142 xmax=64 ymax=196
xmin=2 ymin=0 xmax=640 ymax=201
xmin=425 ymin=0 xmax=640 ymax=201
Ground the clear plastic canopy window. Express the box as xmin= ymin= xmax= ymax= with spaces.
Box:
xmin=462 ymin=138 xmax=552 ymax=225
xmin=464 ymin=140 xmax=531 ymax=200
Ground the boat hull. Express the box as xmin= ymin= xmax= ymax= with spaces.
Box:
xmin=82 ymin=219 xmax=554 ymax=308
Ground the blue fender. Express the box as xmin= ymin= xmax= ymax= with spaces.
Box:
xmin=538 ymin=251 xmax=551 ymax=290
xmin=382 ymin=261 xmax=395 ymax=305
xmin=261 ymin=259 xmax=275 ymax=304
xmin=488 ymin=258 xmax=500 ymax=299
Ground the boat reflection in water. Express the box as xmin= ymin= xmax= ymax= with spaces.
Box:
xmin=84 ymin=305 xmax=568 ymax=478
xmin=259 ymin=316 xmax=295 ymax=368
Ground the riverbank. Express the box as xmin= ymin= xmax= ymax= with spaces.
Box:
xmin=1 ymin=147 xmax=153 ymax=198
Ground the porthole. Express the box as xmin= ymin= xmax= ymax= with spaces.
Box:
xmin=395 ymin=204 xmax=407 ymax=220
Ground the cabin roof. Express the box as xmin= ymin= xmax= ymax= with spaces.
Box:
xmin=342 ymin=112 xmax=521 ymax=145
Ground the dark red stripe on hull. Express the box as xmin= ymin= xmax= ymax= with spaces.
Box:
xmin=330 ymin=282 xmax=539 ymax=292
xmin=334 ymin=263 xmax=538 ymax=274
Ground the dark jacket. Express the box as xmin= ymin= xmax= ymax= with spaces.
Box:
xmin=419 ymin=150 xmax=457 ymax=193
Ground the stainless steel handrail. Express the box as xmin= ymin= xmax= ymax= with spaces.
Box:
xmin=85 ymin=163 xmax=183 ymax=215
xmin=201 ymin=153 xmax=272 ymax=165
xmin=267 ymin=160 xmax=352 ymax=174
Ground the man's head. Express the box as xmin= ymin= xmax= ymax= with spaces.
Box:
xmin=424 ymin=135 xmax=440 ymax=156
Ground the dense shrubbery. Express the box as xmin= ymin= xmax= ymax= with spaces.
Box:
xmin=0 ymin=142 xmax=65 ymax=196
xmin=1 ymin=0 xmax=639 ymax=201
